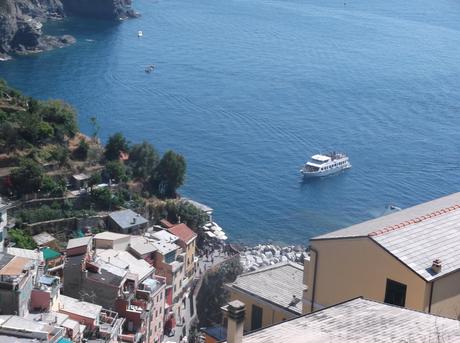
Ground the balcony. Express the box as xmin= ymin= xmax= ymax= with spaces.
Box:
xmin=99 ymin=309 xmax=125 ymax=340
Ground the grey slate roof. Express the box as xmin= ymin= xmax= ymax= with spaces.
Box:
xmin=235 ymin=298 xmax=460 ymax=343
xmin=109 ymin=209 xmax=148 ymax=230
xmin=312 ymin=192 xmax=460 ymax=281
xmin=225 ymin=262 xmax=304 ymax=314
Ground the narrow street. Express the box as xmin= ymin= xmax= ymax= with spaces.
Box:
xmin=166 ymin=248 xmax=229 ymax=342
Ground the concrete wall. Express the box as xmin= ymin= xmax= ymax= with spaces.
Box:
xmin=431 ymin=270 xmax=460 ymax=319
xmin=0 ymin=206 xmax=6 ymax=252
xmin=149 ymin=283 xmax=165 ymax=343
xmin=31 ymin=289 xmax=51 ymax=311
xmin=227 ymin=287 xmax=297 ymax=332
xmin=305 ymin=238 xmax=430 ymax=313
xmin=23 ymin=215 xmax=107 ymax=237
xmin=184 ymin=239 xmax=196 ymax=278
xmin=94 ymin=236 xmax=130 ymax=251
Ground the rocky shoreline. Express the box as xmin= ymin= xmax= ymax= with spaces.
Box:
xmin=238 ymin=244 xmax=308 ymax=272
xmin=0 ymin=0 xmax=138 ymax=60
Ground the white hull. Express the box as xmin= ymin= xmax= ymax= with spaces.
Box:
xmin=300 ymin=152 xmax=351 ymax=178
xmin=301 ymin=163 xmax=351 ymax=178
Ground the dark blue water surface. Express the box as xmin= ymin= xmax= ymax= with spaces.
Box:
xmin=1 ymin=0 xmax=460 ymax=244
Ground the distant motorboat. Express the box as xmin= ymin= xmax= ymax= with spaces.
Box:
xmin=300 ymin=152 xmax=351 ymax=177
xmin=138 ymin=30 xmax=143 ymax=37
xmin=145 ymin=64 xmax=155 ymax=73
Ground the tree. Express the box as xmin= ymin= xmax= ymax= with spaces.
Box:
xmin=105 ymin=160 xmax=127 ymax=183
xmin=89 ymin=116 xmax=100 ymax=141
xmin=104 ymin=132 xmax=129 ymax=161
xmin=73 ymin=139 xmax=89 ymax=160
xmin=10 ymin=159 xmax=44 ymax=195
xmin=196 ymin=256 xmax=243 ymax=327
xmin=91 ymin=187 xmax=121 ymax=211
xmin=164 ymin=200 xmax=209 ymax=230
xmin=151 ymin=150 xmax=186 ymax=198
xmin=41 ymin=175 xmax=66 ymax=197
xmin=8 ymin=228 xmax=37 ymax=249
xmin=39 ymin=100 xmax=78 ymax=138
xmin=129 ymin=141 xmax=160 ymax=180
xmin=88 ymin=173 xmax=102 ymax=191
xmin=50 ymin=145 xmax=69 ymax=166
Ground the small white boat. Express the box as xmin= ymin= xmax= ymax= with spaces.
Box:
xmin=300 ymin=152 xmax=351 ymax=178
xmin=138 ymin=30 xmax=143 ymax=37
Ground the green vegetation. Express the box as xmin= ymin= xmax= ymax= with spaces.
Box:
xmin=104 ymin=132 xmax=129 ymax=161
xmin=8 ymin=228 xmax=37 ymax=249
xmin=10 ymin=159 xmax=44 ymax=195
xmin=1 ymin=80 xmax=188 ymax=203
xmin=196 ymin=256 xmax=243 ymax=327
xmin=73 ymin=139 xmax=89 ymax=160
xmin=0 ymin=80 xmax=77 ymax=153
xmin=15 ymin=202 xmax=96 ymax=225
xmin=129 ymin=140 xmax=160 ymax=180
xmin=148 ymin=200 xmax=208 ymax=231
xmin=149 ymin=150 xmax=186 ymax=198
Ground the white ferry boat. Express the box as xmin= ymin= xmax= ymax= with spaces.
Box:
xmin=300 ymin=152 xmax=351 ymax=177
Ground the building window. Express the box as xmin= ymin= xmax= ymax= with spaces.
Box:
xmin=384 ymin=279 xmax=407 ymax=307
xmin=251 ymin=304 xmax=263 ymax=330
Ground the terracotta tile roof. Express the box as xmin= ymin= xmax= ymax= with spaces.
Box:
xmin=0 ymin=256 xmax=31 ymax=276
xmin=168 ymin=224 xmax=197 ymax=244
xmin=160 ymin=219 xmax=174 ymax=228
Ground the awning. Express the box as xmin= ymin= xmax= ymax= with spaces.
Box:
xmin=43 ymin=247 xmax=61 ymax=261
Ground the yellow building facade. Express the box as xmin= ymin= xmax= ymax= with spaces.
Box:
xmin=303 ymin=192 xmax=460 ymax=320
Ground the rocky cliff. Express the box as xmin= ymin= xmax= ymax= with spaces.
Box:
xmin=0 ymin=0 xmax=137 ymax=60
xmin=62 ymin=0 xmax=137 ymax=20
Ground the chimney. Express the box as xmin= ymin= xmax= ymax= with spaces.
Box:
xmin=432 ymin=259 xmax=442 ymax=274
xmin=222 ymin=300 xmax=245 ymax=343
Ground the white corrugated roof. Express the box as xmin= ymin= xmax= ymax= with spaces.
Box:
xmin=235 ymin=298 xmax=460 ymax=343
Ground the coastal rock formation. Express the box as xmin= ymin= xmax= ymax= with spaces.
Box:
xmin=0 ymin=0 xmax=136 ymax=60
xmin=239 ymin=244 xmax=308 ymax=272
xmin=62 ymin=0 xmax=138 ymax=20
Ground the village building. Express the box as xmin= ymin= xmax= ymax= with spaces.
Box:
xmin=0 ymin=198 xmax=8 ymax=252
xmin=27 ymin=311 xmax=82 ymax=342
xmin=167 ymin=223 xmax=198 ymax=280
xmin=0 ymin=253 xmax=36 ymax=316
xmin=129 ymin=235 xmax=157 ymax=261
xmin=220 ymin=297 xmax=460 ymax=343
xmin=58 ymin=294 xmax=124 ymax=342
xmin=148 ymin=230 xmax=185 ymax=304
xmin=225 ymin=262 xmax=304 ymax=332
xmin=93 ymin=231 xmax=131 ymax=250
xmin=66 ymin=236 xmax=92 ymax=257
xmin=71 ymin=173 xmax=90 ymax=190
xmin=108 ymin=209 xmax=149 ymax=234
xmin=32 ymin=232 xmax=58 ymax=249
xmin=303 ymin=192 xmax=460 ymax=320
xmin=0 ymin=314 xmax=65 ymax=342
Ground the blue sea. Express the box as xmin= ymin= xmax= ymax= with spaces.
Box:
xmin=1 ymin=0 xmax=460 ymax=244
